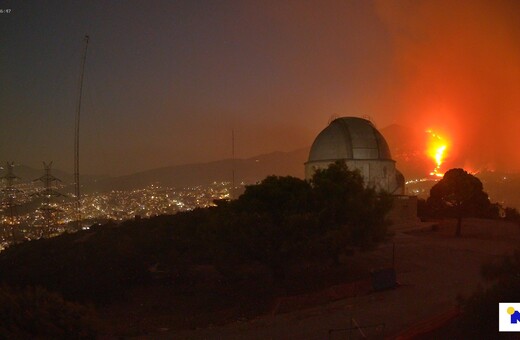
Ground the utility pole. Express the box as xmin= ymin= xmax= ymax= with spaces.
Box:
xmin=74 ymin=34 xmax=89 ymax=229
xmin=231 ymin=128 xmax=235 ymax=199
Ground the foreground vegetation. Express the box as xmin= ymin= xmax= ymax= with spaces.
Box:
xmin=456 ymin=249 xmax=520 ymax=339
xmin=0 ymin=285 xmax=96 ymax=338
xmin=0 ymin=161 xmax=392 ymax=335
xmin=3 ymin=164 xmax=520 ymax=337
xmin=417 ymin=168 xmax=520 ymax=337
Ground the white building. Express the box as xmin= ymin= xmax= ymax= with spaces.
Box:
xmin=305 ymin=117 xmax=404 ymax=194
xmin=305 ymin=117 xmax=416 ymax=223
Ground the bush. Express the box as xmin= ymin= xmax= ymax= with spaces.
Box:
xmin=0 ymin=161 xmax=393 ymax=300
xmin=458 ymin=251 xmax=520 ymax=338
xmin=0 ymin=285 xmax=97 ymax=338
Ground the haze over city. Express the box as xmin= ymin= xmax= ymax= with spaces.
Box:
xmin=4 ymin=1 xmax=520 ymax=338
xmin=2 ymin=0 xmax=519 ymax=176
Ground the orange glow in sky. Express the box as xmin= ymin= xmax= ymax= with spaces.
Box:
xmin=426 ymin=130 xmax=448 ymax=177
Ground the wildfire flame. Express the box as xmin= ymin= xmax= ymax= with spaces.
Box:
xmin=426 ymin=129 xmax=448 ymax=177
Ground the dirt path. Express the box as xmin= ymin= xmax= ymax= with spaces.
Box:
xmin=149 ymin=219 xmax=519 ymax=339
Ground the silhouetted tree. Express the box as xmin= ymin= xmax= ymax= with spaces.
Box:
xmin=0 ymin=162 xmax=394 ymax=297
xmin=311 ymin=161 xmax=392 ymax=250
xmin=427 ymin=168 xmax=490 ymax=237
xmin=217 ymin=164 xmax=391 ymax=277
xmin=504 ymin=207 xmax=520 ymax=224
xmin=235 ymin=175 xmax=313 ymax=222
xmin=0 ymin=285 xmax=97 ymax=338
xmin=220 ymin=176 xmax=316 ymax=279
xmin=311 ymin=161 xmax=365 ymax=227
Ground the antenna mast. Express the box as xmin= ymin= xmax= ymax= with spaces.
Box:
xmin=74 ymin=35 xmax=89 ymax=228
xmin=231 ymin=129 xmax=235 ymax=199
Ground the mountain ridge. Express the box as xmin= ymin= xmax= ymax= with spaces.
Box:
xmin=1 ymin=125 xmax=433 ymax=192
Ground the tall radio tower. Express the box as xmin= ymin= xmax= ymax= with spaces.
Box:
xmin=74 ymin=35 xmax=89 ymax=228
xmin=231 ymin=128 xmax=235 ymax=199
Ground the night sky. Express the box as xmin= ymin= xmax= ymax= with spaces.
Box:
xmin=2 ymin=1 xmax=520 ymax=176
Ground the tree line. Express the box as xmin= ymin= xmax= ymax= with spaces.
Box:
xmin=1 ymin=162 xmax=519 ymax=337
xmin=0 ymin=161 xmax=392 ymax=305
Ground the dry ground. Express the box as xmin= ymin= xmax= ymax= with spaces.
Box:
xmin=140 ymin=218 xmax=520 ymax=339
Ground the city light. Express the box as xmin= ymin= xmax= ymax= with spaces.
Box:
xmin=0 ymin=182 xmax=236 ymax=249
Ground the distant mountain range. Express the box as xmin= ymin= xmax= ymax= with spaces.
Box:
xmin=86 ymin=148 xmax=310 ymax=192
xmin=380 ymin=124 xmax=431 ymax=179
xmin=0 ymin=125 xmax=438 ymax=193
xmin=1 ymin=149 xmax=309 ymax=192
xmin=84 ymin=122 xmax=435 ymax=192
xmin=4 ymin=125 xmax=520 ymax=209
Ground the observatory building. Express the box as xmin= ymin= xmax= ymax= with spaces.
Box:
xmin=305 ymin=117 xmax=404 ymax=194
xmin=305 ymin=117 xmax=416 ymax=223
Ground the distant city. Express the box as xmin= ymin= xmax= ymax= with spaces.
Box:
xmin=0 ymin=180 xmax=237 ymax=250
xmin=1 ymin=157 xmax=519 ymax=252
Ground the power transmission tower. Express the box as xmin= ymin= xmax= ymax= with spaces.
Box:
xmin=74 ymin=34 xmax=89 ymax=229
xmin=0 ymin=162 xmax=21 ymax=245
xmin=34 ymin=162 xmax=64 ymax=238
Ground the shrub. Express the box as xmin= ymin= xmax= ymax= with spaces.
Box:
xmin=0 ymin=285 xmax=97 ymax=338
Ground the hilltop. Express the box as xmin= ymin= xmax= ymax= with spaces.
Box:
xmin=85 ymin=148 xmax=309 ymax=193
xmin=4 ymin=127 xmax=520 ymax=209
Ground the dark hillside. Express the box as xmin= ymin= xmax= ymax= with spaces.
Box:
xmin=0 ymin=162 xmax=391 ymax=307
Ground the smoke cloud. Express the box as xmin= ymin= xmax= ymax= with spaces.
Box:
xmin=376 ymin=0 xmax=520 ymax=172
